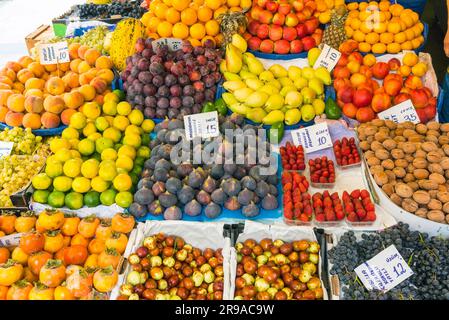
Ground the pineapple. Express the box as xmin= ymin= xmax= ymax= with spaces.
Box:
xmin=218 ymin=11 xmax=248 ymax=49
xmin=321 ymin=5 xmax=348 ymax=50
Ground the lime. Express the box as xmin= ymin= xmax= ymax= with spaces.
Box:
xmin=63 ymin=158 xmax=82 ymax=177
xmin=114 ymin=143 xmax=122 ymax=151
xmin=100 ymin=189 xmax=117 ymax=206
xmin=137 ymin=146 xmax=151 ymax=159
xmin=65 ymin=192 xmax=84 ymax=210
xmin=82 ymin=122 xmax=97 ymax=137
xmin=91 ymin=152 xmax=102 ymax=162
xmin=32 ymin=173 xmax=52 ymax=190
xmin=101 ymin=148 xmax=117 ymax=161
xmin=81 ymin=159 xmax=100 ymax=179
xmin=115 ymin=191 xmax=133 ymax=208
xmin=117 ymin=101 xmax=132 ymax=116
xmin=134 ymin=156 xmax=145 ymax=167
xmin=62 ymin=127 xmax=79 ymax=140
xmin=131 ymin=165 xmax=142 ymax=176
xmin=95 ymin=116 xmax=110 ymax=132
xmin=103 ymin=127 xmax=122 ymax=143
xmin=116 ymin=155 xmax=134 ymax=172
xmin=70 ymin=112 xmax=87 ymax=130
xmin=46 ymin=155 xmax=59 ymax=165
xmin=113 ymin=89 xmax=125 ymax=101
xmin=128 ymin=109 xmax=144 ymax=125
xmin=72 ymin=177 xmax=91 ymax=193
xmin=118 ymin=145 xmax=136 ymax=160
xmin=45 ymin=161 xmax=63 ymax=178
xmin=91 ymin=176 xmax=110 ymax=193
xmin=102 ymin=101 xmax=117 ymax=116
xmin=84 ymin=191 xmax=100 ymax=207
xmin=116 ymin=168 xmax=128 ymax=175
xmin=141 ymin=134 xmax=150 ymax=146
xmin=33 ymin=190 xmax=50 ymax=204
xmin=113 ymin=174 xmax=132 ymax=192
xmin=123 ymin=133 xmax=141 ymax=148
xmin=95 ymin=137 xmax=114 ymax=154
xmin=53 ymin=176 xmax=73 ymax=192
xmin=129 ymin=172 xmax=139 ymax=185
xmin=141 ymin=119 xmax=155 ymax=133
xmin=47 ymin=191 xmax=65 ymax=208
xmin=78 ymin=138 xmax=95 ymax=156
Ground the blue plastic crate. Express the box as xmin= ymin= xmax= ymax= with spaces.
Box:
xmin=0 ymin=122 xmax=68 ymax=137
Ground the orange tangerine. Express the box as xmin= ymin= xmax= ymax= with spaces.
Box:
xmin=379 ymin=0 xmax=390 ymax=11
xmin=188 ymin=38 xmax=202 ymax=47
xmin=198 ymin=6 xmax=213 ymax=22
xmin=181 ymin=8 xmax=198 ymax=26
xmin=201 ymin=36 xmax=216 ymax=47
xmin=379 ymin=32 xmax=394 ymax=44
xmin=190 ymin=23 xmax=206 ymax=40
xmin=157 ymin=21 xmax=173 ymax=38
xmin=172 ymin=0 xmax=189 ymax=11
xmin=165 ymin=8 xmax=181 ymax=24
xmin=345 ymin=26 xmax=354 ymax=38
xmin=154 ymin=3 xmax=169 ymax=19
xmin=350 ymin=18 xmax=361 ymax=30
xmin=387 ymin=22 xmax=401 ymax=34
xmin=401 ymin=41 xmax=413 ymax=51
xmin=410 ymin=12 xmax=419 ymax=24
xmin=205 ymin=20 xmax=219 ymax=36
xmin=365 ymin=32 xmax=379 ymax=45
xmin=389 ymin=3 xmax=404 ymax=16
xmin=394 ymin=32 xmax=406 ymax=44
xmin=358 ymin=42 xmax=371 ymax=53
xmin=359 ymin=21 xmax=373 ymax=33
xmin=172 ymin=22 xmax=190 ymax=39
xmin=147 ymin=17 xmax=161 ymax=33
xmin=411 ymin=38 xmax=422 ymax=49
xmin=213 ymin=6 xmax=227 ymax=19
xmin=399 ymin=65 xmax=411 ymax=77
xmin=205 ymin=0 xmax=221 ymax=10
xmin=373 ymin=22 xmax=387 ymax=34
xmin=352 ymin=30 xmax=365 ymax=42
xmin=371 ymin=43 xmax=387 ymax=54
xmin=387 ymin=43 xmax=401 ymax=54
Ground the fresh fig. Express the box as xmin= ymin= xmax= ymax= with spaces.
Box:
xmin=221 ymin=178 xmax=241 ymax=197
xmin=241 ymin=176 xmax=257 ymax=191
xmin=159 ymin=191 xmax=178 ymax=208
xmin=184 ymin=199 xmax=202 ymax=217
xmin=177 ymin=163 xmax=194 ymax=178
xmin=242 ymin=203 xmax=260 ymax=217
xmin=129 ymin=203 xmax=147 ymax=218
xmin=148 ymin=200 xmax=164 ymax=216
xmin=237 ymin=188 xmax=255 ymax=206
xmin=152 ymin=181 xmax=166 ymax=197
xmin=261 ymin=193 xmax=278 ymax=210
xmin=134 ymin=187 xmax=155 ymax=205
xmin=196 ymin=190 xmax=211 ymax=205
xmin=255 ymin=180 xmax=270 ymax=198
xmin=165 ymin=177 xmax=182 ymax=194
xmin=204 ymin=203 xmax=222 ymax=219
xmin=202 ymin=176 xmax=217 ymax=193
xmin=164 ymin=206 xmax=182 ymax=220
xmin=224 ymin=196 xmax=241 ymax=211
xmin=211 ymin=188 xmax=227 ymax=205
xmin=177 ymin=185 xmax=195 ymax=204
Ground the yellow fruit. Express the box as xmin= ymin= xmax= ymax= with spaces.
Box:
xmin=53 ymin=176 xmax=73 ymax=192
xmin=71 ymin=150 xmax=81 ymax=159
xmin=99 ymin=161 xmax=117 ymax=182
xmin=154 ymin=2 xmax=169 ymax=18
xmin=165 ymin=8 xmax=181 ymax=24
xmin=172 ymin=0 xmax=189 ymax=11
xmin=123 ymin=133 xmax=141 ymax=148
xmin=347 ymin=2 xmax=358 ymax=10
xmin=128 ymin=109 xmax=144 ymax=126
xmin=113 ymin=115 xmax=130 ymax=131
xmin=411 ymin=38 xmax=422 ymax=49
xmin=403 ymin=52 xmax=419 ymax=67
xmin=45 ymin=161 xmax=63 ymax=178
xmin=172 ymin=23 xmax=190 ymax=39
xmin=101 ymin=148 xmax=118 ymax=161
xmin=387 ymin=42 xmax=401 ymax=54
xmin=50 ymin=138 xmax=71 ymax=153
xmin=91 ymin=176 xmax=109 ymax=193
xmin=379 ymin=0 xmax=390 ymax=11
xmin=54 ymin=149 xmax=72 ymax=163
xmin=83 ymin=102 xmax=101 ymax=120
xmin=62 ymin=127 xmax=79 ymax=140
xmin=387 ymin=22 xmax=401 ymax=34
xmin=88 ymin=133 xmax=102 ymax=141
xmin=213 ymin=6 xmax=227 ymax=19
xmin=118 ymin=145 xmax=136 ymax=160
xmin=82 ymin=122 xmax=97 ymax=137
xmin=319 ymin=11 xmax=331 ymax=24
xmin=365 ymin=32 xmax=379 ymax=45
xmin=394 ymin=32 xmax=406 ymax=44
xmin=190 ymin=23 xmax=206 ymax=40
xmin=373 ymin=22 xmax=387 ymax=34
xmin=410 ymin=12 xmax=419 ymax=24
xmin=81 ymin=159 xmax=100 ymax=179
xmin=198 ymin=6 xmax=213 ymax=22
xmin=205 ymin=0 xmax=221 ymax=10
xmin=371 ymin=43 xmax=387 ymax=54
xmin=205 ymin=20 xmax=219 ymax=36
xmin=401 ymin=41 xmax=413 ymax=51
xmin=72 ymin=177 xmax=91 ymax=193
xmin=116 ymin=155 xmax=134 ymax=172
xmin=113 ymin=174 xmax=132 ymax=192
xmin=227 ymin=0 xmax=239 ymax=6
xmin=412 ymin=62 xmax=428 ymax=77
xmin=350 ymin=19 xmax=361 ymax=30
xmin=141 ymin=119 xmax=155 ymax=133
xmin=359 ymin=21 xmax=373 ymax=34
xmin=363 ymin=54 xmax=376 ymax=67
xmin=70 ymin=112 xmax=87 ymax=130
xmin=125 ymin=124 xmax=142 ymax=136
xmin=358 ymin=42 xmax=371 ymax=53
xmin=157 ymin=21 xmax=173 ymax=38
xmin=345 ymin=26 xmax=354 ymax=38
xmin=117 ymin=101 xmax=131 ymax=116
xmin=399 ymin=65 xmax=411 ymax=77
xmin=389 ymin=3 xmax=404 ymax=17
xmin=147 ymin=17 xmax=161 ymax=33
xmin=103 ymin=127 xmax=122 ymax=143
xmin=63 ymin=158 xmax=82 ymax=178
xmin=379 ymin=32 xmax=394 ymax=44
xmin=181 ymin=8 xmax=197 ymax=26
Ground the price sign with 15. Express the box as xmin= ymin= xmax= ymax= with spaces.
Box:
xmin=184 ymin=111 xmax=219 ymax=141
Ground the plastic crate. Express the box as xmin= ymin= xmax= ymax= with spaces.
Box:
xmin=0 ymin=122 xmax=67 ymax=137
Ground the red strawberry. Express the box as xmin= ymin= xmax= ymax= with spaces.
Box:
xmin=336 ymin=210 xmax=345 ymax=220
xmin=360 ymin=189 xmax=370 ymax=199
xmin=347 ymin=212 xmax=358 ymax=222
xmin=325 ymin=211 xmax=336 ymax=221
xmin=285 ymin=210 xmax=293 ymax=219
xmin=350 ymin=189 xmax=361 ymax=199
xmin=366 ymin=211 xmax=376 ymax=221
xmin=315 ymin=214 xmax=325 ymax=222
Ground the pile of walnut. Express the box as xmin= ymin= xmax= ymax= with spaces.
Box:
xmin=358 ymin=119 xmax=449 ymax=224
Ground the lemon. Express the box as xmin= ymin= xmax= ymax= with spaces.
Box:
xmin=62 ymin=127 xmax=79 ymax=140
xmin=81 ymin=159 xmax=100 ymax=179
xmin=54 ymin=148 xmax=72 ymax=162
xmin=78 ymin=138 xmax=95 ymax=156
xmin=91 ymin=176 xmax=110 ymax=193
xmin=50 ymin=138 xmax=71 ymax=153
xmin=88 ymin=132 xmax=102 ymax=141
xmin=95 ymin=116 xmax=110 ymax=132
xmin=113 ymin=115 xmax=130 ymax=131
xmin=95 ymin=137 xmax=114 ymax=154
xmin=141 ymin=119 xmax=155 ymax=133
xmin=69 ymin=139 xmax=79 ymax=149
xmin=45 ymin=161 xmax=63 ymax=178
xmin=70 ymin=112 xmax=87 ymax=130
xmin=83 ymin=102 xmax=101 ymax=120
xmin=137 ymin=146 xmax=151 ymax=159
xmin=46 ymin=155 xmax=59 ymax=164
xmin=116 ymin=155 xmax=134 ymax=172
xmin=115 ymin=191 xmax=133 ymax=208
xmin=104 ymin=92 xmax=119 ymax=104
xmin=71 ymin=150 xmax=81 ymax=158
xmin=123 ymin=133 xmax=141 ymax=148
xmin=82 ymin=122 xmax=97 ymax=137
xmin=72 ymin=176 xmax=91 ymax=193
xmin=31 ymin=173 xmax=52 ymax=190
xmin=118 ymin=145 xmax=136 ymax=160
xmin=113 ymin=173 xmax=132 ymax=192
xmin=101 ymin=148 xmax=118 ymax=161
xmin=104 ymin=115 xmax=115 ymax=126
xmin=63 ymin=158 xmax=82 ymax=178
xmin=128 ymin=109 xmax=144 ymax=125
xmin=99 ymin=162 xmax=117 ymax=181
xmin=103 ymin=127 xmax=122 ymax=143
xmin=125 ymin=124 xmax=142 ymax=137
xmin=117 ymin=101 xmax=132 ymax=116
xmin=102 ymin=101 xmax=117 ymax=116
xmin=53 ymin=176 xmax=73 ymax=192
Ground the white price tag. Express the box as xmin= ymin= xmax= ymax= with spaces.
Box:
xmin=313 ymin=44 xmax=342 ymax=71
xmin=184 ymin=111 xmax=219 ymax=141
xmin=378 ymin=100 xmax=420 ymax=124
xmin=0 ymin=233 xmax=24 ymax=247
xmin=38 ymin=41 xmax=70 ymax=65
xmin=0 ymin=141 xmax=14 ymax=158
xmin=152 ymin=38 xmax=183 ymax=52
xmin=290 ymin=122 xmax=332 ymax=153
xmin=355 ymin=245 xmax=414 ymax=293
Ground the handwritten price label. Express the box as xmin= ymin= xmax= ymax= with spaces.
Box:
xmin=313 ymin=44 xmax=342 ymax=72
xmin=152 ymin=38 xmax=183 ymax=52
xmin=38 ymin=41 xmax=70 ymax=65
xmin=0 ymin=141 xmax=14 ymax=158
xmin=354 ymin=245 xmax=414 ymax=293
xmin=378 ymin=100 xmax=420 ymax=124
xmin=184 ymin=111 xmax=219 ymax=141
xmin=291 ymin=122 xmax=332 ymax=153
xmin=0 ymin=233 xmax=24 ymax=247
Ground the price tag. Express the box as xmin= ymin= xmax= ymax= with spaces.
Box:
xmin=152 ymin=38 xmax=183 ymax=52
xmin=313 ymin=44 xmax=342 ymax=71
xmin=354 ymin=245 xmax=414 ymax=293
xmin=290 ymin=122 xmax=332 ymax=153
xmin=0 ymin=141 xmax=13 ymax=158
xmin=38 ymin=41 xmax=70 ymax=65
xmin=0 ymin=233 xmax=24 ymax=247
xmin=378 ymin=100 xmax=420 ymax=124
xmin=184 ymin=111 xmax=219 ymax=141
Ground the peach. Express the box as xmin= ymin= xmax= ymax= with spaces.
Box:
xmin=45 ymin=77 xmax=65 ymax=95
xmin=0 ymin=90 xmax=13 ymax=106
xmin=282 ymin=26 xmax=297 ymax=41
xmin=18 ymin=56 xmax=33 ymax=69
xmin=12 ymin=82 xmax=25 ymax=93
xmin=333 ymin=78 xmax=351 ymax=92
xmin=356 ymin=107 xmax=376 ymax=123
xmin=248 ymin=37 xmax=262 ymax=51
xmin=0 ymin=83 xmax=10 ymax=90
xmin=78 ymin=72 xmax=95 ymax=86
xmin=359 ymin=65 xmax=372 ymax=79
xmin=362 ymin=54 xmax=376 ymax=67
xmin=350 ymin=73 xmax=367 ymax=87
xmin=94 ymin=94 xmax=104 ymax=106
xmin=423 ymin=87 xmax=433 ymax=99
xmin=7 ymin=93 xmax=25 ymax=112
xmin=59 ymin=62 xmax=70 ymax=73
xmin=77 ymin=61 xmax=92 ymax=74
xmin=5 ymin=111 xmax=24 ymax=127
xmin=0 ymin=76 xmax=13 ymax=87
xmin=70 ymin=59 xmax=82 ymax=73
xmin=353 ymin=88 xmax=373 ymax=108
xmin=256 ymin=24 xmax=270 ymax=39
xmin=347 ymin=60 xmax=360 ymax=74
xmin=63 ymin=91 xmax=84 ymax=109
xmin=27 ymin=62 xmax=45 ymax=78
xmin=371 ymin=93 xmax=392 ymax=113
xmin=41 ymin=112 xmax=60 ymax=129
xmin=273 ymin=40 xmax=290 ymax=54
xmin=90 ymin=77 xmax=108 ymax=94
xmin=6 ymin=62 xmax=22 ymax=73
xmin=416 ymin=108 xmax=428 ymax=123
xmin=25 ymin=89 xmax=43 ymax=98
xmin=290 ymin=40 xmax=303 ymax=53
xmin=410 ymin=89 xmax=429 ymax=109
xmin=337 ymin=86 xmax=355 ymax=104
xmin=77 ymin=45 xmax=90 ymax=60
xmin=62 ymin=72 xmax=80 ymax=89
xmin=388 ymin=58 xmax=401 ymax=71
xmin=383 ymin=78 xmax=402 ymax=96
xmin=285 ymin=12 xmax=299 ymax=27
xmin=69 ymin=43 xmax=81 ymax=60
xmin=0 ymin=68 xmax=16 ymax=81
xmin=333 ymin=66 xmax=351 ymax=79
xmin=0 ymin=106 xmax=8 ymax=122
xmin=342 ymin=103 xmax=357 ymax=119
xmin=24 ymin=95 xmax=44 ymax=113
xmin=44 ymin=64 xmax=57 ymax=72
xmin=348 ymin=52 xmax=364 ymax=65
xmin=61 ymin=109 xmax=76 ymax=125
xmin=372 ymin=62 xmax=390 ymax=80
xmin=393 ymin=93 xmax=411 ymax=105
xmin=258 ymin=10 xmax=273 ymax=24
xmin=95 ymin=56 xmax=113 ymax=70
xmin=272 ymin=13 xmax=285 ymax=26
xmin=78 ymin=84 xmax=96 ymax=101
xmin=424 ymin=104 xmax=436 ymax=120
xmin=25 ymin=78 xmax=45 ymax=91
xmin=84 ymin=49 xmax=101 ymax=66
xmin=43 ymin=95 xmax=65 ymax=114
xmin=22 ymin=112 xmax=41 ymax=129
xmin=404 ymin=75 xmax=423 ymax=90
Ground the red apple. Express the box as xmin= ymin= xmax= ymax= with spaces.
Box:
xmin=423 ymin=87 xmax=433 ymax=98
xmin=410 ymin=88 xmax=429 ymax=109
xmin=290 ymin=40 xmax=303 ymax=53
xmin=278 ymin=3 xmax=291 ymax=15
xmin=311 ymin=30 xmax=322 ymax=45
xmin=296 ymin=12 xmax=307 ymax=23
xmin=424 ymin=103 xmax=436 ymax=120
xmin=258 ymin=10 xmax=274 ymax=24
xmin=333 ymin=78 xmax=351 ymax=92
xmin=372 ymin=62 xmax=390 ymax=80
xmin=250 ymin=6 xmax=264 ymax=20
xmin=266 ymin=1 xmax=278 ymax=12
xmin=353 ymin=88 xmax=373 ymax=108
xmin=272 ymin=13 xmax=286 ymax=25
xmin=296 ymin=24 xmax=308 ymax=39
xmin=283 ymin=26 xmax=297 ymax=41
xmin=393 ymin=93 xmax=411 ymax=105
xmin=383 ymin=78 xmax=402 ymax=97
xmin=248 ymin=37 xmax=262 ymax=51
xmin=388 ymin=58 xmax=401 ymax=71
xmin=248 ymin=21 xmax=261 ymax=35
xmin=301 ymin=36 xmax=316 ymax=51
xmin=256 ymin=24 xmax=270 ymax=39
xmin=371 ymin=93 xmax=392 ymax=113
xmin=356 ymin=107 xmax=376 ymax=123
xmin=269 ymin=25 xmax=283 ymax=41
xmin=260 ymin=39 xmax=274 ymax=53
xmin=285 ymin=13 xmax=299 ymax=27
xmin=333 ymin=66 xmax=351 ymax=79
xmin=337 ymin=86 xmax=355 ymax=104
xmin=274 ymin=39 xmax=290 ymax=54
xmin=304 ymin=17 xmax=319 ymax=35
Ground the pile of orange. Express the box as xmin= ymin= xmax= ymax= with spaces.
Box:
xmin=344 ymin=1 xmax=425 ymax=54
xmin=140 ymin=0 xmax=251 ymax=47
xmin=0 ymin=43 xmax=115 ymax=130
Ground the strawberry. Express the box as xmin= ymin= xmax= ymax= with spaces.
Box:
xmin=325 ymin=211 xmax=336 ymax=221
xmin=336 ymin=210 xmax=345 ymax=220
xmin=350 ymin=189 xmax=361 ymax=199
xmin=360 ymin=189 xmax=370 ymax=199
xmin=366 ymin=211 xmax=376 ymax=221
xmin=315 ymin=214 xmax=325 ymax=222
xmin=347 ymin=212 xmax=358 ymax=222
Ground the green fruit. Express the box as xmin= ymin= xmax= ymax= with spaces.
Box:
xmin=301 ymin=104 xmax=316 ymax=122
xmin=134 ymin=156 xmax=145 ymax=167
xmin=65 ymin=192 xmax=84 ymax=210
xmin=285 ymin=109 xmax=302 ymax=126
xmin=228 ymin=103 xmax=248 ymax=115
xmin=223 ymin=72 xmax=241 ymax=81
xmin=33 ymin=190 xmax=50 ymax=204
xmin=96 ymin=137 xmax=114 ymax=153
xmin=113 ymin=89 xmax=125 ymax=101
xmin=246 ymin=56 xmax=264 ymax=75
xmin=314 ymin=67 xmax=332 ymax=85
xmin=100 ymin=189 xmax=117 ymax=206
xmin=137 ymin=146 xmax=151 ymax=159
xmin=239 ymin=69 xmax=257 ymax=80
xmin=222 ymin=92 xmax=238 ymax=106
xmin=84 ymin=191 xmax=101 ymax=208
xmin=78 ymin=138 xmax=95 ymax=156
xmin=115 ymin=191 xmax=133 ymax=208
xmin=141 ymin=134 xmax=150 ymax=146
xmin=47 ymin=191 xmax=65 ymax=208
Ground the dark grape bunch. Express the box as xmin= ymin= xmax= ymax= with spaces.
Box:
xmin=121 ymin=38 xmax=222 ymax=120
xmin=74 ymin=1 xmax=145 ymax=19
xmin=328 ymin=222 xmax=449 ymax=300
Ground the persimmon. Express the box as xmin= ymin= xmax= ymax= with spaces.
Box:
xmin=23 ymin=267 xmax=38 ymax=282
xmin=54 ymin=285 xmax=74 ymax=300
xmin=6 ymin=279 xmax=32 ymax=300
xmin=0 ymin=260 xmax=23 ymax=286
xmin=11 ymin=247 xmax=28 ymax=265
xmin=105 ymin=232 xmax=128 ymax=254
xmin=39 ymin=259 xmax=66 ymax=288
xmin=64 ymin=245 xmax=88 ymax=265
xmin=111 ymin=213 xmax=135 ymax=234
xmin=0 ymin=285 xmax=7 ymax=300
xmin=0 ymin=212 xmax=17 ymax=235
xmin=88 ymin=239 xmax=105 ymax=254
xmin=14 ymin=211 xmax=36 ymax=233
xmin=0 ymin=231 xmax=4 ymax=237
xmin=61 ymin=216 xmax=80 ymax=236
xmin=66 ymin=267 xmax=92 ymax=298
xmin=0 ymin=247 xmax=10 ymax=264
xmin=28 ymin=282 xmax=54 ymax=300
xmin=93 ymin=266 xmax=118 ymax=293
xmin=97 ymin=248 xmax=120 ymax=269
xmin=71 ymin=233 xmax=89 ymax=247
xmin=63 ymin=236 xmax=71 ymax=247
xmin=28 ymin=251 xmax=52 ymax=275
xmin=35 ymin=219 xmax=46 ymax=233
xmin=84 ymin=254 xmax=98 ymax=269
xmin=54 ymin=248 xmax=65 ymax=263
xmin=78 ymin=215 xmax=100 ymax=238
xmin=37 ymin=210 xmax=65 ymax=231
xmin=44 ymin=230 xmax=64 ymax=253
xmin=95 ymin=220 xmax=112 ymax=240
xmin=19 ymin=232 xmax=45 ymax=255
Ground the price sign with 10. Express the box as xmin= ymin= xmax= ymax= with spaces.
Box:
xmin=291 ymin=122 xmax=332 ymax=154
xmin=313 ymin=44 xmax=342 ymax=72
xmin=38 ymin=41 xmax=70 ymax=65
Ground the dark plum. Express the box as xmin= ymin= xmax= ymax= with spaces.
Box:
xmin=191 ymin=104 xmax=201 ymax=114
xmin=134 ymin=95 xmax=144 ymax=105
xmin=157 ymin=97 xmax=169 ymax=109
xmin=183 ymin=85 xmax=195 ymax=97
xmin=196 ymin=190 xmax=211 ymax=205
xmin=211 ymin=188 xmax=227 ymax=205
xmin=177 ymin=185 xmax=195 ymax=204
xmin=152 ymin=75 xmax=164 ymax=87
xmin=134 ymin=187 xmax=155 ymax=205
xmin=222 ymin=178 xmax=241 ymax=197
xmin=193 ymin=81 xmax=205 ymax=92
xmin=165 ymin=177 xmax=182 ymax=194
xmin=165 ymin=74 xmax=177 ymax=86
xmin=154 ymin=44 xmax=169 ymax=56
xmin=138 ymin=58 xmax=149 ymax=71
xmin=164 ymin=206 xmax=182 ymax=220
xmin=193 ymin=46 xmax=205 ymax=55
xmin=261 ymin=193 xmax=278 ymax=210
xmin=203 ymin=39 xmax=215 ymax=49
xmin=156 ymin=108 xmax=168 ymax=118
xmin=194 ymin=92 xmax=205 ymax=104
xmin=142 ymin=48 xmax=153 ymax=59
xmin=144 ymin=38 xmax=154 ymax=48
xmin=237 ymin=188 xmax=255 ymax=206
xmin=184 ymin=199 xmax=202 ymax=217
xmin=206 ymin=61 xmax=217 ymax=72
xmin=204 ymin=203 xmax=222 ymax=219
xmin=168 ymin=108 xmax=179 ymax=119
xmin=242 ymin=203 xmax=260 ymax=217
xmin=154 ymin=167 xmax=169 ymax=182
xmin=148 ymin=200 xmax=164 ymax=216
xmin=129 ymin=203 xmax=147 ymax=218
xmin=169 ymin=97 xmax=182 ymax=109
xmin=178 ymin=108 xmax=191 ymax=118
xmin=210 ymin=165 xmax=224 ymax=179
xmin=204 ymin=88 xmax=215 ymax=101
xmin=149 ymin=62 xmax=164 ymax=75
xmin=157 ymin=86 xmax=170 ymax=98
xmin=170 ymin=63 xmax=184 ymax=76
xmin=131 ymin=65 xmax=139 ymax=77
xmin=255 ymin=180 xmax=270 ymax=198
xmin=144 ymin=96 xmax=157 ymax=108
xmin=202 ymin=176 xmax=217 ymax=193
xmin=224 ymin=196 xmax=241 ymax=211
xmin=150 ymin=55 xmax=163 ymax=64
xmin=170 ymin=85 xmax=182 ymax=97
xmin=135 ymin=105 xmax=144 ymax=112
xmin=204 ymin=75 xmax=216 ymax=88
xmin=159 ymin=191 xmax=178 ymax=208
xmin=143 ymin=84 xmax=157 ymax=97
xmin=138 ymin=71 xmax=152 ymax=84
xmin=178 ymin=75 xmax=190 ymax=86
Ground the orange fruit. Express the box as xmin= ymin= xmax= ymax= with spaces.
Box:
xmin=373 ymin=22 xmax=387 ymax=34
xmin=205 ymin=20 xmax=219 ymax=36
xmin=347 ymin=3 xmax=358 ymax=11
xmin=399 ymin=65 xmax=411 ymax=77
xmin=188 ymin=38 xmax=202 ymax=47
xmin=394 ymin=32 xmax=406 ymax=44
xmin=379 ymin=1 xmax=390 ymax=11
xmin=389 ymin=3 xmax=404 ymax=17
xmin=213 ymin=6 xmax=227 ymax=19
xmin=401 ymin=41 xmax=413 ymax=51
xmin=379 ymin=32 xmax=394 ymax=44
xmin=157 ymin=21 xmax=173 ymax=38
xmin=201 ymin=36 xmax=216 ymax=47
xmin=147 ymin=17 xmax=161 ymax=33
xmin=358 ymin=42 xmax=371 ymax=53
xmin=352 ymin=30 xmax=365 ymax=43
xmin=371 ymin=43 xmax=387 ymax=54
xmin=387 ymin=43 xmax=401 ymax=54
xmin=197 ymin=6 xmax=213 ymax=22
xmin=350 ymin=19 xmax=361 ymax=30
xmin=154 ymin=3 xmax=169 ymax=19
xmin=205 ymin=0 xmax=221 ymax=10
xmin=172 ymin=0 xmax=189 ymax=11
xmin=365 ymin=32 xmax=379 ymax=45
xmin=172 ymin=23 xmax=190 ymax=39
xmin=181 ymin=8 xmax=198 ymax=26
xmin=190 ymin=23 xmax=206 ymax=40
xmin=387 ymin=22 xmax=401 ymax=34
xmin=165 ymin=8 xmax=181 ymax=24
xmin=345 ymin=26 xmax=354 ymax=38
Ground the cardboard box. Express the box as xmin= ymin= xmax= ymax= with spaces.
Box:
xmin=25 ymin=25 xmax=54 ymax=54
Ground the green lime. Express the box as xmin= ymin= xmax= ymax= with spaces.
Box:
xmin=84 ymin=191 xmax=100 ymax=208
xmin=113 ymin=89 xmax=125 ymax=101
xmin=130 ymin=172 xmax=139 ymax=185
xmin=65 ymin=192 xmax=84 ymax=210
xmin=33 ymin=190 xmax=50 ymax=204
xmin=115 ymin=191 xmax=133 ymax=208
xmin=141 ymin=134 xmax=150 ymax=146
xmin=100 ymin=189 xmax=117 ymax=206
xmin=137 ymin=146 xmax=151 ymax=159
xmin=114 ymin=143 xmax=123 ymax=151
xmin=134 ymin=156 xmax=145 ymax=167
xmin=91 ymin=152 xmax=102 ymax=162
xmin=96 ymin=137 xmax=114 ymax=154
xmin=131 ymin=165 xmax=142 ymax=176
xmin=47 ymin=191 xmax=65 ymax=208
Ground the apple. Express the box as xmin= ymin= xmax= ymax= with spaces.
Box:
xmin=337 ymin=86 xmax=355 ymax=104
xmin=248 ymin=21 xmax=261 ymax=35
xmin=266 ymin=1 xmax=279 ymax=12
xmin=410 ymin=88 xmax=429 ymax=108
xmin=274 ymin=39 xmax=290 ymax=54
xmin=337 ymin=54 xmax=349 ymax=67
xmin=248 ymin=37 xmax=262 ymax=51
xmin=388 ymin=58 xmax=401 ymax=71
xmin=353 ymin=88 xmax=373 ymax=108
xmin=333 ymin=78 xmax=351 ymax=92
xmin=290 ymin=40 xmax=303 ymax=53
xmin=304 ymin=17 xmax=319 ymax=35
xmin=278 ymin=3 xmax=291 ymax=15
xmin=348 ymin=52 xmax=363 ymax=65
xmin=283 ymin=26 xmax=297 ymax=41
xmin=285 ymin=13 xmax=299 ymax=27
xmin=416 ymin=108 xmax=428 ymax=123
xmin=269 ymin=25 xmax=283 ymax=41
xmin=260 ymin=39 xmax=274 ymax=53
xmin=301 ymin=36 xmax=316 ymax=51
xmin=256 ymin=24 xmax=270 ymax=39
xmin=258 ymin=10 xmax=274 ymax=24
xmin=272 ymin=13 xmax=286 ymax=26
xmin=372 ymin=62 xmax=390 ymax=80
xmin=296 ymin=12 xmax=307 ymax=23
xmin=250 ymin=6 xmax=264 ymax=20
xmin=311 ymin=31 xmax=322 ymax=46
xmin=383 ymin=78 xmax=402 ymax=97
xmin=371 ymin=92 xmax=392 ymax=113
xmin=333 ymin=66 xmax=350 ymax=79
xmin=356 ymin=107 xmax=376 ymax=123
xmin=424 ymin=102 xmax=436 ymax=119
xmin=296 ymin=24 xmax=308 ymax=39
xmin=393 ymin=93 xmax=411 ymax=105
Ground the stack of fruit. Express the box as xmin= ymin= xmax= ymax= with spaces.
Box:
xmin=0 ymin=211 xmax=134 ymax=300
xmin=333 ymin=51 xmax=436 ymax=123
xmin=31 ymin=90 xmax=154 ymax=209
xmin=280 ymin=142 xmax=305 ymax=171
xmin=63 ymin=26 xmax=112 ymax=54
xmin=282 ymin=171 xmax=312 ymax=223
xmin=312 ymin=191 xmax=344 ymax=222
xmin=140 ymin=0 xmax=251 ymax=47
xmin=309 ymin=156 xmax=336 ymax=186
xmin=222 ymin=43 xmax=331 ymax=125
xmin=0 ymin=44 xmax=115 ymax=130
xmin=333 ymin=137 xmax=360 ymax=167
xmin=121 ymin=39 xmax=222 ymax=120
xmin=342 ymin=1 xmax=425 ymax=54
xmin=342 ymin=189 xmax=376 ymax=223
